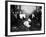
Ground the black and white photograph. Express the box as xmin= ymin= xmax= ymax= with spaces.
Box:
xmin=11 ymin=5 xmax=42 ymax=32
xmin=6 ymin=1 xmax=45 ymax=36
